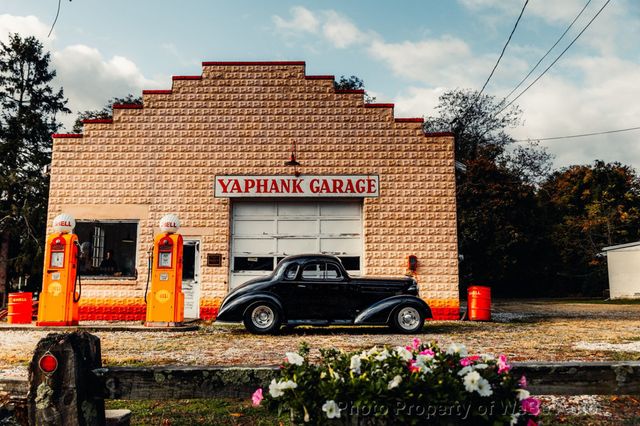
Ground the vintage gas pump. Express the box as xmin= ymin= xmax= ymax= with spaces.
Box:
xmin=37 ymin=214 xmax=81 ymax=326
xmin=145 ymin=214 xmax=185 ymax=326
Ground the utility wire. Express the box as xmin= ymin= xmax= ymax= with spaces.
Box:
xmin=516 ymin=125 xmax=640 ymax=142
xmin=502 ymin=0 xmax=593 ymax=102
xmin=451 ymin=0 xmax=529 ymax=128
xmin=47 ymin=0 xmax=62 ymax=38
xmin=494 ymin=0 xmax=612 ymax=117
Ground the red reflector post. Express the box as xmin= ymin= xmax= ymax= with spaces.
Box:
xmin=39 ymin=353 xmax=58 ymax=374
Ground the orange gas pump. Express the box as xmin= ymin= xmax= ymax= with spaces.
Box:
xmin=145 ymin=214 xmax=185 ymax=326
xmin=37 ymin=214 xmax=81 ymax=326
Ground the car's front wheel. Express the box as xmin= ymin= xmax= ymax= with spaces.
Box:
xmin=243 ymin=302 xmax=281 ymax=334
xmin=390 ymin=305 xmax=424 ymax=334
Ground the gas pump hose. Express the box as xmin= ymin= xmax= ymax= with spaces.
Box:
xmin=73 ymin=242 xmax=81 ymax=303
xmin=144 ymin=250 xmax=153 ymax=304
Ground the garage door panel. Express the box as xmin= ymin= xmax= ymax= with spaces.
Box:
xmin=277 ymin=238 xmax=318 ymax=254
xmin=234 ymin=220 xmax=275 ymax=236
xmin=234 ymin=203 xmax=276 ymax=216
xmin=278 ymin=202 xmax=317 ymax=216
xmin=277 ymin=220 xmax=318 ymax=235
xmin=320 ymin=202 xmax=360 ymax=217
xmin=233 ymin=238 xmax=275 ymax=254
xmin=320 ymin=219 xmax=361 ymax=235
xmin=320 ymin=238 xmax=361 ymax=254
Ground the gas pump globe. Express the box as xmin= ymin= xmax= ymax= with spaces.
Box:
xmin=145 ymin=214 xmax=185 ymax=326
xmin=37 ymin=213 xmax=81 ymax=326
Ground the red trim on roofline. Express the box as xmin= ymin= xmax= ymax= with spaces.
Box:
xmin=82 ymin=118 xmax=113 ymax=124
xmin=365 ymin=103 xmax=394 ymax=108
xmin=52 ymin=134 xmax=83 ymax=139
xmin=305 ymin=75 xmax=334 ymax=80
xmin=113 ymin=104 xmax=143 ymax=109
xmin=202 ymin=61 xmax=306 ymax=66
xmin=172 ymin=75 xmax=202 ymax=81
xmin=424 ymin=131 xmax=455 ymax=137
xmin=143 ymin=90 xmax=172 ymax=94
xmin=335 ymin=89 xmax=365 ymax=94
xmin=395 ymin=118 xmax=424 ymax=123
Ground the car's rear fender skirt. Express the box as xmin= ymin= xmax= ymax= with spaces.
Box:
xmin=216 ymin=292 xmax=284 ymax=322
xmin=354 ymin=296 xmax=432 ymax=324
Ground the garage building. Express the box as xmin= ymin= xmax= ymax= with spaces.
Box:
xmin=48 ymin=61 xmax=459 ymax=320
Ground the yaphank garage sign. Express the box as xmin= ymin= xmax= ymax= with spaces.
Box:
xmin=215 ymin=175 xmax=379 ymax=197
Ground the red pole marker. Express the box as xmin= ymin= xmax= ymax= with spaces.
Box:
xmin=38 ymin=352 xmax=58 ymax=374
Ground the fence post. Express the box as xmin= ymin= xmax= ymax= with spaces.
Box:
xmin=27 ymin=331 xmax=105 ymax=426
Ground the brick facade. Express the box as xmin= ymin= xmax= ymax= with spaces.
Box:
xmin=48 ymin=61 xmax=460 ymax=321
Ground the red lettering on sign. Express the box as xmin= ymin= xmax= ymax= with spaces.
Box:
xmin=292 ymin=179 xmax=303 ymax=193
xmin=368 ymin=178 xmax=377 ymax=194
xmin=309 ymin=179 xmax=320 ymax=193
xmin=333 ymin=179 xmax=344 ymax=193
xmin=230 ymin=180 xmax=241 ymax=192
xmin=217 ymin=178 xmax=231 ymax=193
xmin=244 ymin=179 xmax=256 ymax=192
xmin=344 ymin=179 xmax=355 ymax=193
xmin=269 ymin=180 xmax=281 ymax=193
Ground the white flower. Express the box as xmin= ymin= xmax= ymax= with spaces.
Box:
xmin=416 ymin=354 xmax=433 ymax=365
xmin=350 ymin=355 xmax=362 ymax=374
xmin=375 ymin=349 xmax=390 ymax=361
xmin=462 ymin=371 xmax=481 ymax=393
xmin=446 ymin=343 xmax=468 ymax=357
xmin=394 ymin=346 xmax=413 ymax=361
xmin=481 ymin=353 xmax=495 ymax=362
xmin=477 ymin=378 xmax=493 ymax=396
xmin=285 ymin=352 xmax=304 ymax=366
xmin=268 ymin=379 xmax=284 ymax=398
xmin=322 ymin=400 xmax=341 ymax=419
xmin=516 ymin=389 xmax=530 ymax=401
xmin=387 ymin=375 xmax=402 ymax=390
xmin=474 ymin=363 xmax=489 ymax=370
xmin=268 ymin=379 xmax=297 ymax=398
xmin=510 ymin=413 xmax=520 ymax=425
xmin=458 ymin=366 xmax=474 ymax=376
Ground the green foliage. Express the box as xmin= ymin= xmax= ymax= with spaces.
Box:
xmin=0 ymin=33 xmax=69 ymax=294
xmin=334 ymin=75 xmax=376 ymax=103
xmin=539 ymin=161 xmax=640 ymax=295
xmin=258 ymin=340 xmax=539 ymax=425
xmin=72 ymin=94 xmax=142 ymax=133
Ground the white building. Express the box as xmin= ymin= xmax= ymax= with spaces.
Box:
xmin=603 ymin=241 xmax=640 ymax=299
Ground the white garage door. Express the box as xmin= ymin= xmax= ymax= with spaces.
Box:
xmin=230 ymin=200 xmax=362 ymax=289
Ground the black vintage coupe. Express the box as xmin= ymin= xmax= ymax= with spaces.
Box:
xmin=216 ymin=254 xmax=431 ymax=334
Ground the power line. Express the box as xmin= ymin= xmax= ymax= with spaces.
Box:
xmin=515 ymin=125 xmax=640 ymax=142
xmin=477 ymin=0 xmax=530 ymax=98
xmin=47 ymin=0 xmax=62 ymax=38
xmin=502 ymin=0 xmax=593 ymax=102
xmin=494 ymin=0 xmax=612 ymax=117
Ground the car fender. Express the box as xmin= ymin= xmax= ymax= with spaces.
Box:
xmin=216 ymin=292 xmax=284 ymax=322
xmin=354 ymin=295 xmax=432 ymax=325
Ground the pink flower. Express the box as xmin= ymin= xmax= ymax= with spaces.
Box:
xmin=521 ymin=397 xmax=541 ymax=416
xmin=497 ymin=354 xmax=511 ymax=374
xmin=419 ymin=349 xmax=435 ymax=357
xmin=408 ymin=360 xmax=421 ymax=373
xmin=251 ymin=388 xmax=263 ymax=406
xmin=460 ymin=355 xmax=480 ymax=366
xmin=526 ymin=420 xmax=538 ymax=426
xmin=411 ymin=338 xmax=422 ymax=350
xmin=519 ymin=375 xmax=528 ymax=388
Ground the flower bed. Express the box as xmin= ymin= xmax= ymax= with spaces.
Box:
xmin=253 ymin=339 xmax=541 ymax=425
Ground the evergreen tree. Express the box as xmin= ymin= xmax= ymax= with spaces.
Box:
xmin=0 ymin=34 xmax=69 ymax=303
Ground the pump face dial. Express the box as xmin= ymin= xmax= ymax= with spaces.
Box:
xmin=159 ymin=252 xmax=172 ymax=268
xmin=51 ymin=252 xmax=64 ymax=268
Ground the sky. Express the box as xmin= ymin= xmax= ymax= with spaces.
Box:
xmin=2 ymin=0 xmax=639 ymax=170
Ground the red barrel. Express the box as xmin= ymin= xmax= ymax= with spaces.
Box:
xmin=8 ymin=292 xmax=33 ymax=324
xmin=467 ymin=286 xmax=491 ymax=321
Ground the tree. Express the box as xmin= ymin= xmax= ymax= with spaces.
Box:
xmin=424 ymin=89 xmax=552 ymax=296
xmin=334 ymin=75 xmax=376 ymax=103
xmin=539 ymin=161 xmax=640 ymax=295
xmin=72 ymin=94 xmax=142 ymax=133
xmin=0 ymin=34 xmax=69 ymax=302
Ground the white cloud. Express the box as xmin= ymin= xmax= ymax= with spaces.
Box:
xmin=0 ymin=14 xmax=52 ymax=43
xmin=53 ymin=44 xmax=164 ymax=130
xmin=273 ymin=6 xmax=320 ymax=34
xmin=321 ymin=11 xmax=368 ymax=48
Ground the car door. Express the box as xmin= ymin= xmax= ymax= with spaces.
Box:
xmin=297 ymin=261 xmax=353 ymax=320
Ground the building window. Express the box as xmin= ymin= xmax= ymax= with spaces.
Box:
xmin=75 ymin=221 xmax=138 ymax=278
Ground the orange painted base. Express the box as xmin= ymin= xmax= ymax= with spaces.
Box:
xmin=36 ymin=320 xmax=78 ymax=326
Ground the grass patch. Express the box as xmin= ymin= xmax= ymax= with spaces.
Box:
xmin=106 ymin=398 xmax=289 ymax=426
xmin=545 ymin=298 xmax=640 ymax=305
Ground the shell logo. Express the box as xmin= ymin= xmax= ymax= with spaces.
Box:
xmin=52 ymin=213 xmax=75 ymax=234
xmin=48 ymin=282 xmax=62 ymax=297
xmin=155 ymin=289 xmax=171 ymax=304
xmin=159 ymin=214 xmax=180 ymax=233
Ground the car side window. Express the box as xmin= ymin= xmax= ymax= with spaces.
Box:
xmin=284 ymin=264 xmax=299 ymax=280
xmin=325 ymin=263 xmax=342 ymax=280
xmin=302 ymin=263 xmax=323 ymax=279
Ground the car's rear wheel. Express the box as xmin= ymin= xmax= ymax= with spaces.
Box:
xmin=243 ymin=302 xmax=281 ymax=334
xmin=391 ymin=305 xmax=424 ymax=334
